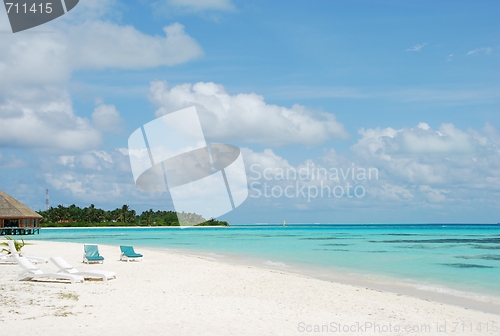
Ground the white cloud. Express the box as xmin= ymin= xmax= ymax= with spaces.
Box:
xmin=0 ymin=33 xmax=70 ymax=86
xmin=40 ymin=149 xmax=177 ymax=210
xmin=44 ymin=149 xmax=136 ymax=202
xmin=91 ymin=150 xmax=114 ymax=163
xmin=417 ymin=122 xmax=430 ymax=131
xmin=149 ymin=81 xmax=348 ymax=146
xmin=419 ymin=185 xmax=449 ymax=203
xmin=372 ymin=183 xmax=414 ymax=202
xmin=398 ymin=123 xmax=474 ymax=154
xmin=58 ymin=156 xmax=75 ymax=167
xmin=0 ymin=22 xmax=203 ymax=87
xmin=406 ymin=43 xmax=427 ymax=52
xmin=0 ymin=3 xmax=203 ymax=152
xmin=466 ymin=47 xmax=492 ymax=55
xmin=351 ymin=123 xmax=500 ymax=187
xmin=0 ymin=87 xmax=101 ymax=151
xmin=354 ymin=123 xmax=478 ymax=156
xmin=242 ymin=148 xmax=293 ymax=178
xmin=67 ymin=22 xmax=203 ymax=70
xmin=241 ymin=122 xmax=500 ymax=209
xmin=92 ymin=104 xmax=123 ymax=133
xmin=18 ymin=121 xmax=498 ymax=219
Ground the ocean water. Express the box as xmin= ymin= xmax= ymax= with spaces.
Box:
xmin=23 ymin=224 xmax=500 ymax=303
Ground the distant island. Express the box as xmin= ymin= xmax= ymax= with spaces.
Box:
xmin=37 ymin=204 xmax=229 ymax=227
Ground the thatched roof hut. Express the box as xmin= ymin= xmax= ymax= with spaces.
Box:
xmin=0 ymin=190 xmax=41 ymax=235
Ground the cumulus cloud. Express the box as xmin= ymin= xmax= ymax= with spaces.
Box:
xmin=149 ymin=81 xmax=348 ymax=146
xmin=240 ymin=122 xmax=500 ymax=210
xmin=67 ymin=22 xmax=203 ymax=70
xmin=0 ymin=2 xmax=203 ymax=152
xmin=44 ymin=149 xmax=136 ymax=201
xmin=242 ymin=148 xmax=291 ymax=178
xmin=39 ymin=148 xmax=177 ymax=211
xmin=0 ymin=87 xmax=101 ymax=151
xmin=92 ymin=104 xmax=123 ymax=133
xmin=351 ymin=122 xmax=500 ymax=187
xmin=0 ymin=22 xmax=203 ymax=86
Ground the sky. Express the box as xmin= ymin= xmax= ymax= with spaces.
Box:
xmin=0 ymin=0 xmax=499 ymax=224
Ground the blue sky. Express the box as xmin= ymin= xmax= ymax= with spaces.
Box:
xmin=0 ymin=0 xmax=499 ymax=223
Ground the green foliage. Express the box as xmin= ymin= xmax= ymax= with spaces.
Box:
xmin=59 ymin=292 xmax=79 ymax=301
xmin=37 ymin=205 xmax=229 ymax=227
xmin=196 ymin=218 xmax=229 ymax=226
xmin=0 ymin=236 xmax=25 ymax=253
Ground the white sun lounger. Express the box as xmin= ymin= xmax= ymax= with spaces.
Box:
xmin=50 ymin=256 xmax=116 ymax=282
xmin=0 ymin=240 xmax=48 ymax=264
xmin=15 ymin=256 xmax=84 ymax=284
xmin=0 ymin=240 xmax=20 ymax=264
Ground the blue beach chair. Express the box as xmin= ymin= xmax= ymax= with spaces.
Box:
xmin=83 ymin=244 xmax=105 ymax=264
xmin=120 ymin=245 xmax=143 ymax=262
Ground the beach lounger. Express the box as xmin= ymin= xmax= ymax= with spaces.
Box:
xmin=0 ymin=251 xmax=9 ymax=261
xmin=0 ymin=240 xmax=48 ymax=264
xmin=120 ymin=245 xmax=143 ymax=262
xmin=15 ymin=256 xmax=84 ymax=284
xmin=0 ymin=246 xmax=17 ymax=264
xmin=0 ymin=246 xmax=8 ymax=257
xmin=51 ymin=256 xmax=116 ymax=282
xmin=83 ymin=244 xmax=105 ymax=264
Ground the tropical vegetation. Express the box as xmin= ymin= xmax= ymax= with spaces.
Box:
xmin=1 ymin=236 xmax=25 ymax=253
xmin=37 ymin=204 xmax=229 ymax=227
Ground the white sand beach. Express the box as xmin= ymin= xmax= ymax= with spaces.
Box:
xmin=1 ymin=240 xmax=498 ymax=336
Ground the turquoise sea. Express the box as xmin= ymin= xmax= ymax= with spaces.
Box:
xmin=24 ymin=224 xmax=500 ymax=306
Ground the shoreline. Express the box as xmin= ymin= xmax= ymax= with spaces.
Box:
xmin=1 ymin=240 xmax=499 ymax=335
xmin=151 ymin=245 xmax=500 ymax=315
xmin=20 ymin=235 xmax=500 ymax=314
xmin=38 ymin=226 xmax=230 ymax=229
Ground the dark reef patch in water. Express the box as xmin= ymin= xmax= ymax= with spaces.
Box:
xmin=300 ymin=237 xmax=347 ymax=240
xmin=470 ymin=244 xmax=500 ymax=250
xmin=441 ymin=263 xmax=495 ymax=269
xmin=455 ymin=255 xmax=500 ymax=261
xmin=395 ymin=244 xmax=458 ymax=249
xmin=313 ymin=249 xmax=350 ymax=252
xmin=372 ymin=238 xmax=500 ymax=244
xmin=119 ymin=237 xmax=164 ymax=240
xmin=319 ymin=243 xmax=351 ymax=246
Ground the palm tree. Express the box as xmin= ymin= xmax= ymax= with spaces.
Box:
xmin=119 ymin=205 xmax=135 ymax=223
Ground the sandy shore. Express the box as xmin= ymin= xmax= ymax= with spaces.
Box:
xmin=0 ymin=240 xmax=498 ymax=335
